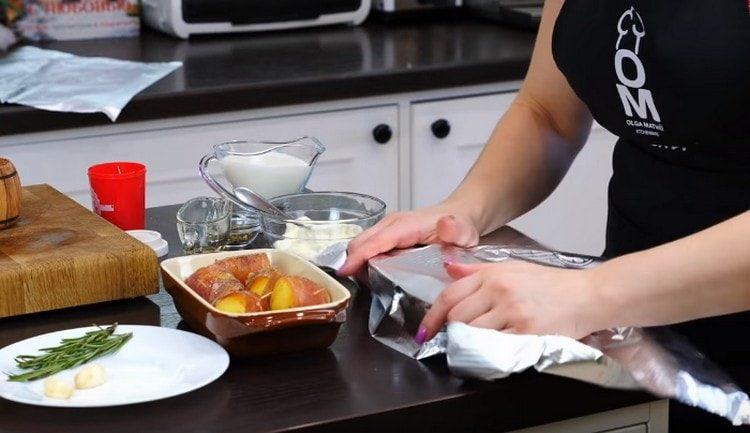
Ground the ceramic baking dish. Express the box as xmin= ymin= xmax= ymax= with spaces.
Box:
xmin=160 ymin=249 xmax=350 ymax=357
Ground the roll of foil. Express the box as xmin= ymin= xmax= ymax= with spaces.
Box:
xmin=368 ymin=244 xmax=750 ymax=425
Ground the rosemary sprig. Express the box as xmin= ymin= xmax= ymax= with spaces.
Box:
xmin=6 ymin=323 xmax=132 ymax=382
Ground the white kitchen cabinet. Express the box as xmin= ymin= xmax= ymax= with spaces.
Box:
xmin=410 ymin=90 xmax=617 ymax=256
xmin=3 ymin=80 xmax=616 ymax=255
xmin=410 ymin=91 xmax=517 ymax=209
xmin=509 ymin=122 xmax=617 ymax=256
xmin=0 ymin=105 xmax=400 ymax=212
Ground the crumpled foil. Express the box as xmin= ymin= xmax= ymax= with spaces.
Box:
xmin=0 ymin=46 xmax=181 ymax=120
xmin=368 ymin=244 xmax=750 ymax=425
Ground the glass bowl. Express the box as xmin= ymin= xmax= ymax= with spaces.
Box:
xmin=176 ymin=197 xmax=231 ymax=255
xmin=259 ymin=192 xmax=387 ymax=261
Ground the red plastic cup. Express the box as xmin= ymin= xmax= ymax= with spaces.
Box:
xmin=88 ymin=162 xmax=146 ymax=230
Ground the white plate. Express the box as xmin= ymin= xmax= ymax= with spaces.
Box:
xmin=0 ymin=325 xmax=229 ymax=408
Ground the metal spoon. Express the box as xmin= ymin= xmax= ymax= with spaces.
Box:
xmin=233 ymin=187 xmax=308 ymax=228
xmin=233 ymin=187 xmax=290 ymax=218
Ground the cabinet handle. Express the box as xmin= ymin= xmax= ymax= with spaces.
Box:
xmin=431 ymin=119 xmax=451 ymax=139
xmin=372 ymin=124 xmax=393 ymax=144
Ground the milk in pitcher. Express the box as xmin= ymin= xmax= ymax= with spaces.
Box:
xmin=220 ymin=152 xmax=312 ymax=199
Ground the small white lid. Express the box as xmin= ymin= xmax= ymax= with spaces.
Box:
xmin=126 ymin=230 xmax=169 ymax=258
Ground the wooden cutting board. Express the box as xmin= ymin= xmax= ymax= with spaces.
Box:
xmin=0 ymin=185 xmax=159 ymax=318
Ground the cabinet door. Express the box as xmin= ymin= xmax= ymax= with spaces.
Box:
xmin=411 ymin=92 xmax=516 ymax=208
xmin=509 ymin=122 xmax=617 ymax=256
xmin=1 ymin=105 xmax=400 ymax=211
xmin=303 ymin=107 xmax=399 ymax=212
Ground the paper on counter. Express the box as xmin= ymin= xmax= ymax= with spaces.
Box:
xmin=0 ymin=46 xmax=181 ymax=120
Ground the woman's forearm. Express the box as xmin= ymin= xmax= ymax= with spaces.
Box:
xmin=438 ymin=0 xmax=592 ymax=235
xmin=443 ymin=99 xmax=588 ymax=235
xmin=590 ymin=211 xmax=750 ymax=329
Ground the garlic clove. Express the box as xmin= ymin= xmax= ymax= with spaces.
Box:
xmin=74 ymin=364 xmax=107 ymax=389
xmin=44 ymin=377 xmax=75 ymax=400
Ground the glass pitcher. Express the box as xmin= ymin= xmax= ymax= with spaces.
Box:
xmin=198 ymin=137 xmax=325 ymax=247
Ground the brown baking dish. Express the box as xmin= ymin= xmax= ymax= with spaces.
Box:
xmin=160 ymin=249 xmax=350 ymax=357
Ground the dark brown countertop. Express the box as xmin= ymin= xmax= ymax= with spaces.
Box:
xmin=0 ymin=204 xmax=657 ymax=433
xmin=0 ymin=18 xmax=534 ymax=136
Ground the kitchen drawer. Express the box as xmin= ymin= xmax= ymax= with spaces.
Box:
xmin=1 ymin=105 xmax=400 ymax=211
xmin=411 ymin=91 xmax=517 ymax=208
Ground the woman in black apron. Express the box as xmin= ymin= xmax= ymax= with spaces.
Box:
xmin=340 ymin=1 xmax=750 ymax=429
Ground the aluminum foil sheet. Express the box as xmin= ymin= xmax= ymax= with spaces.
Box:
xmin=368 ymin=244 xmax=750 ymax=425
xmin=0 ymin=46 xmax=181 ymax=120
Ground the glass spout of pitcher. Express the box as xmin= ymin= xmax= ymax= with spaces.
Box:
xmin=199 ymin=137 xmax=326 ymax=209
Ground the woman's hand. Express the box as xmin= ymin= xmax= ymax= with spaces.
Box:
xmin=337 ymin=206 xmax=480 ymax=277
xmin=416 ymin=260 xmax=603 ymax=343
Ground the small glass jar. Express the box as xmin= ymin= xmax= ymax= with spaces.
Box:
xmin=176 ymin=197 xmax=231 ymax=254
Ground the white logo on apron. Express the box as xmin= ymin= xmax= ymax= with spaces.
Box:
xmin=615 ymin=7 xmax=664 ymax=137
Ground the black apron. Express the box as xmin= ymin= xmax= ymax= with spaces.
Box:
xmin=552 ymin=1 xmax=750 ymax=428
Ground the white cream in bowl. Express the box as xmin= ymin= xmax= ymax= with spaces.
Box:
xmin=273 ymin=217 xmax=363 ymax=261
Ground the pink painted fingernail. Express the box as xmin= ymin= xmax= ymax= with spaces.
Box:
xmin=415 ymin=327 xmax=428 ymax=344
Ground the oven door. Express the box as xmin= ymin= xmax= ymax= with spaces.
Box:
xmin=182 ymin=0 xmax=363 ymax=24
